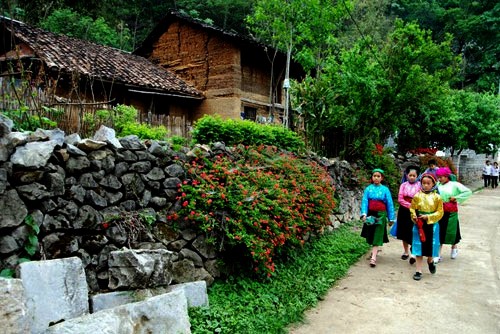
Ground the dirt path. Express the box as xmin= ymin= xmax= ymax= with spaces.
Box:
xmin=289 ymin=184 xmax=500 ymax=334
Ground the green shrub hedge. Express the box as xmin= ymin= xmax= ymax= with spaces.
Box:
xmin=191 ymin=115 xmax=305 ymax=153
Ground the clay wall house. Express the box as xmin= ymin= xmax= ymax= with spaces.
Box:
xmin=0 ymin=16 xmax=203 ymax=137
xmin=134 ymin=11 xmax=304 ymax=125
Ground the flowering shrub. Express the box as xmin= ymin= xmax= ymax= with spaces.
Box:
xmin=408 ymin=147 xmax=438 ymax=156
xmin=168 ymin=145 xmax=336 ymax=277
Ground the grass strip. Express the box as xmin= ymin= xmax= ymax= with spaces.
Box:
xmin=189 ymin=222 xmax=369 ymax=333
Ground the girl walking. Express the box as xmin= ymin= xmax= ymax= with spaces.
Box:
xmin=409 ymin=173 xmax=444 ymax=281
xmin=396 ymin=166 xmax=421 ymax=263
xmin=436 ymin=167 xmax=472 ymax=260
xmin=491 ymin=162 xmax=499 ymax=189
xmin=360 ymin=168 xmax=396 ymax=267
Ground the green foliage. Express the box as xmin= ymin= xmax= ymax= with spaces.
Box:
xmin=392 ymin=0 xmax=500 ymax=93
xmin=120 ymin=123 xmax=168 ymax=140
xmin=94 ymin=104 xmax=168 ymax=140
xmin=293 ymin=19 xmax=461 ymax=159
xmin=248 ymin=0 xmax=348 ymax=73
xmin=23 ymin=214 xmax=39 ymax=257
xmin=447 ymin=90 xmax=500 ymax=154
xmin=169 ymin=144 xmax=336 ymax=277
xmin=0 ymin=268 xmax=15 ymax=278
xmin=1 ymin=76 xmax=62 ymax=131
xmin=40 ymin=8 xmax=133 ymax=50
xmin=188 ymin=223 xmax=369 ymax=333
xmin=167 ymin=135 xmax=191 ymax=151
xmin=191 ymin=115 xmax=305 ymax=153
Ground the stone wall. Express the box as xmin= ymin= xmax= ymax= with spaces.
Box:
xmin=0 ymin=115 xmax=363 ymax=294
xmin=450 ymin=149 xmax=487 ymax=184
xmin=0 ymin=117 xmax=219 ymax=293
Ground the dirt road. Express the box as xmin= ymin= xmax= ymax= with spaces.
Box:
xmin=289 ymin=184 xmax=500 ymax=334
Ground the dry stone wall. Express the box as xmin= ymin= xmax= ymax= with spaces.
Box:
xmin=0 ymin=114 xmax=364 ymax=294
xmin=0 ymin=116 xmax=218 ymax=292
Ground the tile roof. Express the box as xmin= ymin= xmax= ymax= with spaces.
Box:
xmin=0 ymin=16 xmax=203 ymax=98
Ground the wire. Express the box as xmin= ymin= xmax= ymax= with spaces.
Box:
xmin=340 ymin=0 xmax=386 ymax=70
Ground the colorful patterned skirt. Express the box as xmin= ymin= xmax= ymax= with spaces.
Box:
xmin=411 ymin=222 xmax=440 ymax=257
xmin=439 ymin=212 xmax=462 ymax=245
xmin=361 ymin=210 xmax=389 ymax=246
xmin=396 ymin=206 xmax=413 ymax=244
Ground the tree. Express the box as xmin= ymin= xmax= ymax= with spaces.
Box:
xmin=294 ymin=19 xmax=460 ymax=159
xmin=451 ymin=90 xmax=500 ymax=155
xmin=392 ymin=0 xmax=500 ymax=93
xmin=40 ymin=8 xmax=133 ymax=50
xmin=248 ymin=0 xmax=350 ymax=128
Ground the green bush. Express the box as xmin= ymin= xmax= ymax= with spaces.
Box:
xmin=191 ymin=115 xmax=305 ymax=153
xmin=167 ymin=135 xmax=191 ymax=151
xmin=168 ymin=144 xmax=336 ymax=277
xmin=2 ymin=105 xmax=61 ymax=132
xmin=95 ymin=104 xmax=168 ymax=140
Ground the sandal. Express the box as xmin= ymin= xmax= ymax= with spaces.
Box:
xmin=369 ymin=258 xmax=376 ymax=267
xmin=366 ymin=249 xmax=382 ymax=260
xmin=401 ymin=253 xmax=409 ymax=260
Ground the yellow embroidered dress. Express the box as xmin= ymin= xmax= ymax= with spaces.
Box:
xmin=409 ymin=190 xmax=444 ymax=257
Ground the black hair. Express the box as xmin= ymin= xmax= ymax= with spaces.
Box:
xmin=405 ymin=165 xmax=420 ymax=175
xmin=428 ymin=159 xmax=437 ymax=166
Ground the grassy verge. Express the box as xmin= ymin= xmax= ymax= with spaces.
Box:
xmin=189 ymin=222 xmax=369 ymax=333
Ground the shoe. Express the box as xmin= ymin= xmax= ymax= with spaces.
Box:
xmin=413 ymin=272 xmax=422 ymax=281
xmin=428 ymin=262 xmax=437 ymax=274
xmin=401 ymin=253 xmax=409 ymax=260
xmin=409 ymin=257 xmax=416 ymax=265
xmin=451 ymin=248 xmax=458 ymax=259
xmin=433 ymin=257 xmax=442 ymax=264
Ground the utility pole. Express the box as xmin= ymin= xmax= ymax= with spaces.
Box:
xmin=283 ymin=33 xmax=292 ymax=129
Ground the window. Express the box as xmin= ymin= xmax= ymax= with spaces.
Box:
xmin=243 ymin=106 xmax=257 ymax=121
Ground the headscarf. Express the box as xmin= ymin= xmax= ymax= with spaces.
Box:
xmin=436 ymin=167 xmax=452 ymax=178
xmin=372 ymin=168 xmax=384 ymax=175
xmin=420 ymin=173 xmax=437 ymax=185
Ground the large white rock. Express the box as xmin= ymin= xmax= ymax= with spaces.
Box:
xmin=45 ymin=289 xmax=191 ymax=334
xmin=20 ymin=257 xmax=89 ymax=334
xmin=168 ymin=281 xmax=209 ymax=308
xmin=90 ymin=280 xmax=208 ymax=313
xmin=0 ymin=277 xmax=32 ymax=334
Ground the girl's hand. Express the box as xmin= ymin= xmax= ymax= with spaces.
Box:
xmin=450 ymin=197 xmax=457 ymax=203
xmin=361 ymin=215 xmax=366 ymax=222
xmin=418 ymin=215 xmax=428 ymax=221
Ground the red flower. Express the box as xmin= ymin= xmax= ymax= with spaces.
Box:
xmin=182 ymin=201 xmax=189 ymax=207
xmin=102 ymin=222 xmax=109 ymax=229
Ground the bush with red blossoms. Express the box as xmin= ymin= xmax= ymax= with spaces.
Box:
xmin=167 ymin=145 xmax=336 ymax=277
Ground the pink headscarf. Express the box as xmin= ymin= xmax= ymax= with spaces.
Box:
xmin=436 ymin=167 xmax=452 ymax=177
